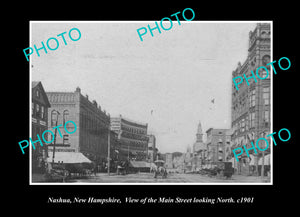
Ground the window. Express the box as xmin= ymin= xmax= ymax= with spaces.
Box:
xmin=36 ymin=104 xmax=40 ymax=118
xmin=250 ymin=112 xmax=255 ymax=128
xmin=264 ymin=110 xmax=269 ymax=124
xmin=36 ymin=90 xmax=40 ymax=98
xmin=63 ymin=135 xmax=69 ymax=145
xmin=241 ymin=118 xmax=245 ymax=132
xmin=63 ymin=110 xmax=69 ymax=126
xmin=51 ymin=110 xmax=58 ymax=126
xmin=32 ymin=103 xmax=35 ymax=116
xmin=249 ymin=89 xmax=256 ymax=107
xmin=41 ymin=106 xmax=44 ymax=119
xmin=263 ymin=87 xmax=270 ymax=105
xmin=245 ymin=116 xmax=249 ymax=131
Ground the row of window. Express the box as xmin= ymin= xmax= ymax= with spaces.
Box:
xmin=233 ymin=87 xmax=270 ymax=120
xmin=233 ymin=109 xmax=269 ymax=135
xmin=51 ymin=110 xmax=69 ymax=126
xmin=32 ymin=102 xmax=46 ymax=120
xmin=121 ymin=125 xmax=146 ymax=135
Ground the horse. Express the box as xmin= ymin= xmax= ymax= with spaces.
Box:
xmin=153 ymin=166 xmax=168 ymax=179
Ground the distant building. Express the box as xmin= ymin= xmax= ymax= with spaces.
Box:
xmin=231 ymin=23 xmax=271 ymax=175
xmin=147 ymin=134 xmax=157 ymax=162
xmin=32 ymin=81 xmax=51 ymax=173
xmin=172 ymin=152 xmax=184 ymax=172
xmin=184 ymin=145 xmax=193 ymax=172
xmin=192 ymin=121 xmax=206 ymax=170
xmin=46 ymin=87 xmax=110 ymax=165
xmin=110 ymin=115 xmax=148 ymax=161
xmin=165 ymin=153 xmax=173 ymax=169
xmin=205 ymin=128 xmax=231 ymax=163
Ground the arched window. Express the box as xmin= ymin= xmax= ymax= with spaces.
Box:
xmin=36 ymin=104 xmax=40 ymax=118
xmin=51 ymin=110 xmax=58 ymax=126
xmin=63 ymin=110 xmax=69 ymax=126
xmin=41 ymin=106 xmax=44 ymax=119
xmin=32 ymin=103 xmax=35 ymax=117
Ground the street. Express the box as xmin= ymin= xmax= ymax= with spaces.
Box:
xmin=66 ymin=172 xmax=270 ymax=183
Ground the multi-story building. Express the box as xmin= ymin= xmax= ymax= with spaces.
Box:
xmin=32 ymin=81 xmax=51 ymax=173
xmin=205 ymin=128 xmax=231 ymax=163
xmin=165 ymin=153 xmax=173 ymax=169
xmin=110 ymin=115 xmax=148 ymax=161
xmin=231 ymin=23 xmax=271 ymax=175
xmin=172 ymin=152 xmax=184 ymax=172
xmin=147 ymin=134 xmax=157 ymax=162
xmin=46 ymin=87 xmax=110 ymax=165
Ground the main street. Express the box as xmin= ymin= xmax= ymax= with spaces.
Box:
xmin=67 ymin=172 xmax=269 ymax=183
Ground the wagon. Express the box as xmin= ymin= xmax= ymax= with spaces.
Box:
xmin=212 ymin=162 xmax=233 ymax=179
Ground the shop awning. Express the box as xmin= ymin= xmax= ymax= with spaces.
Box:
xmin=258 ymin=154 xmax=270 ymax=165
xmin=249 ymin=154 xmax=256 ymax=165
xmin=129 ymin=161 xmax=149 ymax=168
xmin=47 ymin=152 xmax=92 ymax=164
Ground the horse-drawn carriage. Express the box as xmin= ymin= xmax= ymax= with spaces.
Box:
xmin=117 ymin=161 xmax=128 ymax=175
xmin=199 ymin=162 xmax=233 ymax=179
xmin=152 ymin=160 xmax=168 ymax=179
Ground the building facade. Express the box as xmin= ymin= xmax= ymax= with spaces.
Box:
xmin=231 ymin=23 xmax=271 ymax=175
xmin=205 ymin=128 xmax=231 ymax=163
xmin=147 ymin=134 xmax=157 ymax=163
xmin=165 ymin=153 xmax=173 ymax=169
xmin=110 ymin=115 xmax=148 ymax=161
xmin=32 ymin=81 xmax=51 ymax=173
xmin=46 ymin=87 xmax=110 ymax=165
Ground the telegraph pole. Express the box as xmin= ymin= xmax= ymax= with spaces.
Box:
xmin=261 ymin=100 xmax=267 ymax=181
xmin=52 ymin=110 xmax=60 ymax=164
xmin=261 ymin=139 xmax=265 ymax=180
xmin=107 ymin=123 xmax=111 ymax=176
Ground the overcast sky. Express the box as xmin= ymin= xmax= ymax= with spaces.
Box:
xmin=31 ymin=21 xmax=257 ymax=153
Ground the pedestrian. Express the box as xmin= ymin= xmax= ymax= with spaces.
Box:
xmin=93 ymin=164 xmax=97 ymax=176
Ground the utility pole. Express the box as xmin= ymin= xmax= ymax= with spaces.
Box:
xmin=127 ymin=144 xmax=129 ymax=159
xmin=107 ymin=123 xmax=111 ymax=176
xmin=52 ymin=110 xmax=60 ymax=164
xmin=261 ymin=138 xmax=265 ymax=181
xmin=261 ymin=101 xmax=266 ymax=181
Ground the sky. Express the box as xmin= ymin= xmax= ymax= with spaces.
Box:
xmin=31 ymin=21 xmax=257 ymax=153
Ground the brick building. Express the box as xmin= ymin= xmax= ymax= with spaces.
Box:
xmin=31 ymin=81 xmax=51 ymax=173
xmin=46 ymin=87 xmax=110 ymax=165
xmin=231 ymin=23 xmax=271 ymax=175
xmin=205 ymin=128 xmax=231 ymax=163
xmin=110 ymin=115 xmax=148 ymax=161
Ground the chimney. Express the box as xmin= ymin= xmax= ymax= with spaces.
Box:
xmin=75 ymin=87 xmax=81 ymax=93
xmin=92 ymin=100 xmax=97 ymax=107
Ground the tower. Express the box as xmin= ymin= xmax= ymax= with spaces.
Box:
xmin=196 ymin=121 xmax=203 ymax=143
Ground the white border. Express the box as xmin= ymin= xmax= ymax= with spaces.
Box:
xmin=29 ymin=20 xmax=273 ymax=185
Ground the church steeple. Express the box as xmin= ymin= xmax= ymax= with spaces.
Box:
xmin=196 ymin=121 xmax=203 ymax=143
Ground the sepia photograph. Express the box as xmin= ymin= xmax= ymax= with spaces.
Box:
xmin=29 ymin=21 xmax=272 ymax=184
